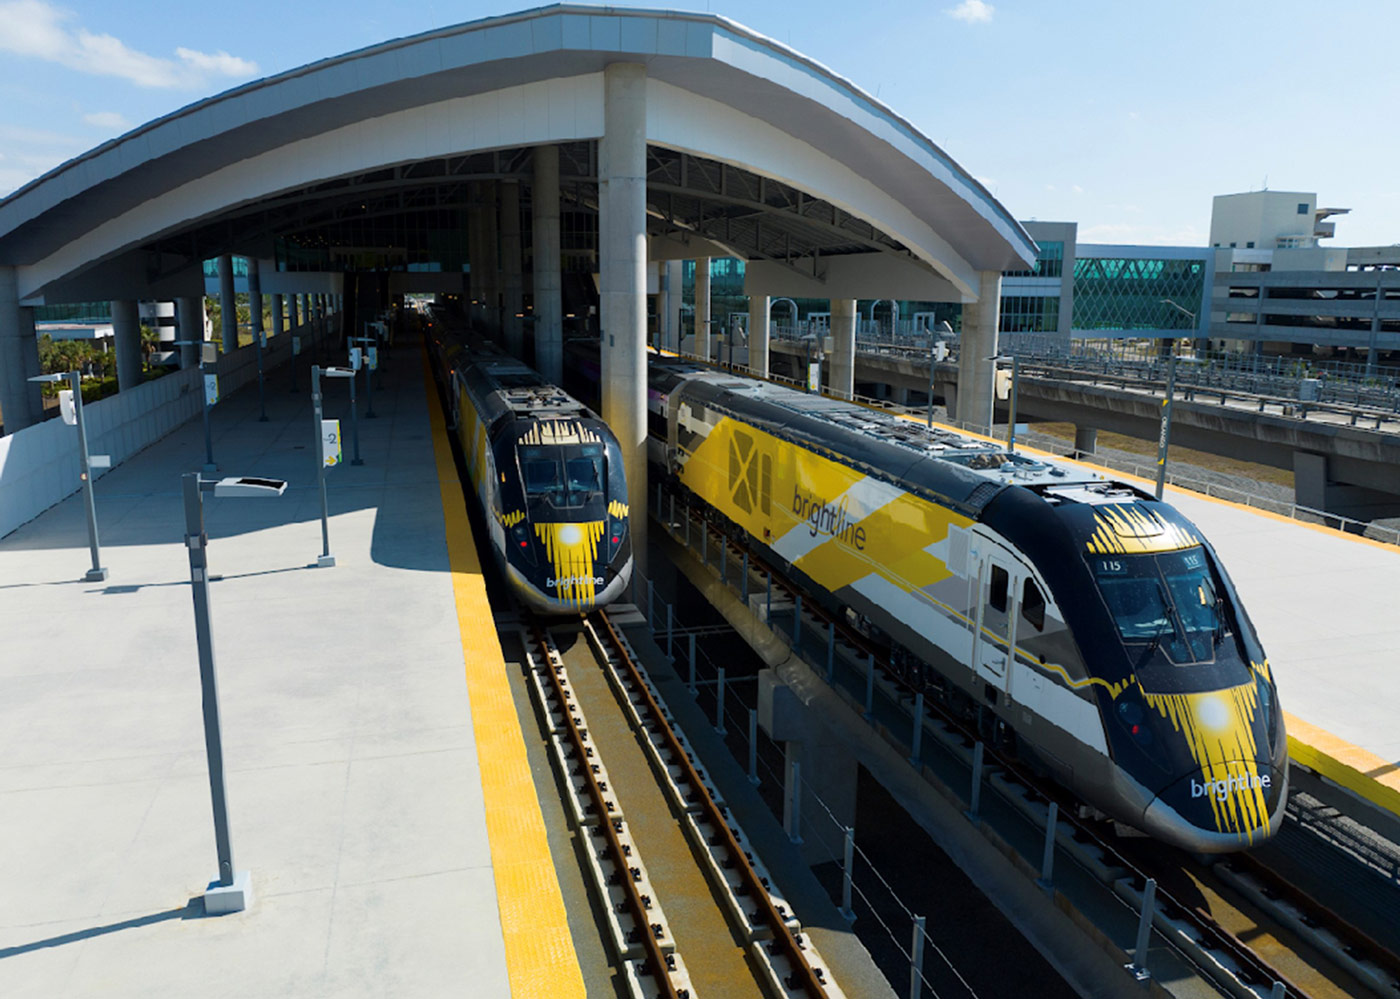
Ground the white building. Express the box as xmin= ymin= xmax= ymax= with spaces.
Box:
xmin=1209 ymin=190 xmax=1350 ymax=250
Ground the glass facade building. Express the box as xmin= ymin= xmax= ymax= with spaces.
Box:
xmin=1071 ymin=255 xmax=1206 ymax=332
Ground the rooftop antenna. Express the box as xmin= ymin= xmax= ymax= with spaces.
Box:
xmin=1262 ymin=174 xmax=1268 ymax=190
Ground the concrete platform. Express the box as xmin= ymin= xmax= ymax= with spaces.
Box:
xmin=0 ymin=341 xmax=581 ymax=997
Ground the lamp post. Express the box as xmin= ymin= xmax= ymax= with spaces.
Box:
xmin=927 ymin=320 xmax=954 ymax=429
xmin=1156 ymin=299 xmax=1195 ymax=500
xmin=29 ymin=371 xmax=107 ymax=581
xmin=311 ymin=364 xmax=356 ymax=567
xmin=181 ymin=472 xmax=287 ymax=914
xmin=349 ymin=331 xmax=378 ymax=419
xmin=175 ymin=340 xmax=219 ymax=472
xmin=987 ymin=353 xmax=1021 ymax=452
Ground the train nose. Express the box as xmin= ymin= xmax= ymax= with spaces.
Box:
xmin=1142 ymin=762 xmax=1287 ymax=852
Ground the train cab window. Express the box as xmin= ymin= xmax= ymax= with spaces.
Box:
xmin=1091 ymin=547 xmax=1225 ymax=663
xmin=1021 ymin=579 xmax=1046 ymax=631
xmin=988 ymin=564 xmax=1009 ymax=614
xmin=566 ymin=455 xmax=603 ymax=496
xmin=523 ymin=460 xmax=563 ymax=499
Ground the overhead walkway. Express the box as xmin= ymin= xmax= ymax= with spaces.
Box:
xmin=0 ymin=336 xmax=584 ymax=998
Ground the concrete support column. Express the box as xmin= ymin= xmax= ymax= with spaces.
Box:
xmin=663 ymin=259 xmax=682 ymax=351
xmin=247 ymin=260 xmax=264 ymax=345
xmin=176 ymin=296 xmax=203 ymax=368
xmin=748 ymin=295 xmax=771 ymax=379
xmin=111 ymin=299 xmax=143 ymax=391
xmin=289 ymin=294 xmax=300 ymax=329
xmin=501 ymin=180 xmax=524 ymax=356
xmin=829 ymin=298 xmax=857 ymax=399
xmin=956 ymin=270 xmax=1002 ymax=432
xmin=482 ymin=180 xmax=501 ymax=331
xmin=695 ymin=257 xmax=711 ymax=360
xmin=218 ymin=254 xmax=237 ymax=353
xmin=533 ymin=144 xmax=563 ymax=382
xmin=1074 ymin=425 xmax=1097 ymax=455
xmin=271 ymin=294 xmax=285 ymax=339
xmin=600 ymin=62 xmax=649 ymax=574
xmin=0 ymin=266 xmax=42 ymax=433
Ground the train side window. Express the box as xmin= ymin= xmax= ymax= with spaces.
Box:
xmin=760 ymin=454 xmax=772 ymax=514
xmin=1022 ymin=579 xmax=1046 ymax=631
xmin=989 ymin=564 xmax=1008 ymax=613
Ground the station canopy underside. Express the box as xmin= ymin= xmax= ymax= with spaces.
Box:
xmin=146 ymin=142 xmax=910 ymax=281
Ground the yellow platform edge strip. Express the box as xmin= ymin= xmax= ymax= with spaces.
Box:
xmin=423 ymin=352 xmax=587 ymax=998
xmin=1283 ymin=711 xmax=1400 ymax=817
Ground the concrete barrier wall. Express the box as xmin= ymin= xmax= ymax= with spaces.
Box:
xmin=0 ymin=318 xmax=334 ymax=538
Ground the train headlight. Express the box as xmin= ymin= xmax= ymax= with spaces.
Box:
xmin=512 ymin=523 xmax=535 ymax=564
xmin=608 ymin=514 xmax=627 ymax=556
xmin=1116 ymin=699 xmax=1155 ymax=748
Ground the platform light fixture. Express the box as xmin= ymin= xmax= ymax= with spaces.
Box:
xmin=29 ymin=371 xmax=108 ymax=581
xmin=1156 ymin=299 xmax=1195 ymax=500
xmin=986 ymin=352 xmax=1021 ymax=453
xmin=927 ymin=320 xmax=954 ymax=429
xmin=181 ymin=471 xmax=287 ymax=915
xmin=311 ymin=365 xmax=358 ymax=568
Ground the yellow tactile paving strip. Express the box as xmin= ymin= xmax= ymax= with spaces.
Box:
xmin=424 ymin=354 xmax=587 ymax=999
xmin=1284 ymin=712 xmax=1400 ymax=816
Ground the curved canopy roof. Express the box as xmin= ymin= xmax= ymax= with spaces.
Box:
xmin=0 ymin=4 xmax=1034 ymax=304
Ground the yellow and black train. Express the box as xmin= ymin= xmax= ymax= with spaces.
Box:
xmin=429 ymin=330 xmax=631 ymax=614
xmin=647 ymin=359 xmax=1286 ymax=852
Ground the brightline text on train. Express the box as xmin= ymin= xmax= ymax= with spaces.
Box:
xmin=791 ymin=486 xmax=867 ymax=550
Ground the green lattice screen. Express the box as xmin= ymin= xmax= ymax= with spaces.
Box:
xmin=1071 ymin=256 xmax=1204 ymax=331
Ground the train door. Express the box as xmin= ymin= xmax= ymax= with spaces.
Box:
xmin=973 ymin=547 xmax=1020 ymax=699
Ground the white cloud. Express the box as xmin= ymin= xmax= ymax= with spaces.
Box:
xmin=947 ymin=0 xmax=995 ymax=23
xmin=975 ymin=175 xmax=997 ymax=189
xmin=82 ymin=110 xmax=131 ymax=130
xmin=0 ymin=0 xmax=258 ymax=89
xmin=176 ymin=47 xmax=258 ymax=78
xmin=1072 ymin=184 xmax=1085 ymax=194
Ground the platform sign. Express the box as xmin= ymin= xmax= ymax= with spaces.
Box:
xmin=321 ymin=419 xmax=342 ymax=467
xmin=807 ymin=361 xmax=821 ymax=393
xmin=349 ymin=347 xmax=362 ymax=371
xmin=58 ymin=389 xmax=76 ymax=425
xmin=367 ymin=346 xmax=378 ymax=371
xmin=89 ymin=454 xmax=111 ymax=469
xmin=257 ymin=329 xmax=266 ymax=348
xmin=203 ymin=373 xmax=220 ymax=406
xmin=292 ymin=335 xmax=302 ymax=356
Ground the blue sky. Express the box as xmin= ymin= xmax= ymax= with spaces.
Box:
xmin=3 ymin=0 xmax=1398 ymax=247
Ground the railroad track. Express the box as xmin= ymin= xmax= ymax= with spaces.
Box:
xmin=658 ymin=494 xmax=1400 ymax=999
xmin=518 ymin=609 xmax=846 ymax=999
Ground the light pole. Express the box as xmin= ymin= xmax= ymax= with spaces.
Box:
xmin=175 ymin=340 xmax=219 ymax=473
xmin=986 ymin=353 xmax=1021 ymax=452
xmin=311 ymin=364 xmax=356 ymax=567
xmin=349 ymin=331 xmax=378 ymax=418
xmin=181 ymin=472 xmax=287 ymax=914
xmin=1156 ymin=299 xmax=1195 ymax=500
xmin=927 ymin=320 xmax=954 ymax=429
xmin=29 ymin=371 xmax=108 ymax=581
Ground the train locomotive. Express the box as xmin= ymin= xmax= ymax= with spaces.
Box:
xmin=429 ymin=329 xmax=631 ymax=614
xmin=644 ymin=357 xmax=1287 ymax=853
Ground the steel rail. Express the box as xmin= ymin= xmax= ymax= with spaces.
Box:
xmin=667 ymin=497 xmax=1358 ymax=999
xmin=586 ymin=610 xmax=834 ymax=999
xmin=525 ymin=622 xmax=683 ymax=999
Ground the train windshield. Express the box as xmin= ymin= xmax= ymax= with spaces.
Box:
xmin=520 ymin=444 xmax=606 ymax=510
xmin=1091 ymin=547 xmax=1223 ymax=663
